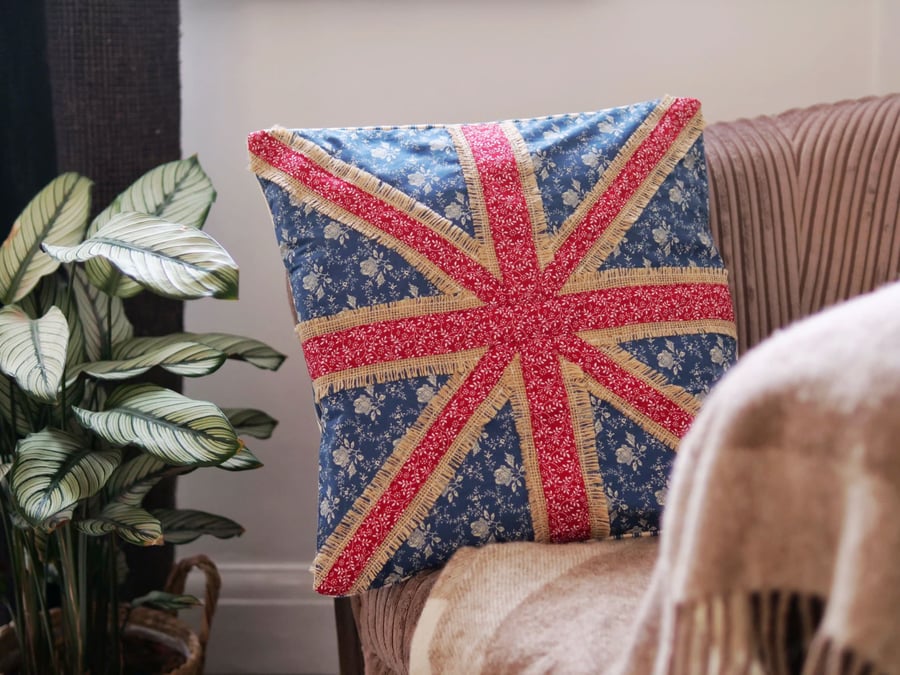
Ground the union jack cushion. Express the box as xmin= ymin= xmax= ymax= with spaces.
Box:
xmin=249 ymin=96 xmax=737 ymax=596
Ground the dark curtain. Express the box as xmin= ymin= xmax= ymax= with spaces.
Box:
xmin=0 ymin=0 xmax=183 ymax=618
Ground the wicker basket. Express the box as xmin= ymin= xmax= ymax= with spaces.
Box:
xmin=0 ymin=555 xmax=220 ymax=675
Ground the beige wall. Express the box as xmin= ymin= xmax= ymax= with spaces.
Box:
xmin=178 ymin=1 xmax=894 ymax=671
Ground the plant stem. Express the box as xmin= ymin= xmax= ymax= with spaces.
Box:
xmin=56 ymin=525 xmax=83 ymax=673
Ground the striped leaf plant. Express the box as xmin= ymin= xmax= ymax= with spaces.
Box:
xmin=0 ymin=158 xmax=284 ymax=675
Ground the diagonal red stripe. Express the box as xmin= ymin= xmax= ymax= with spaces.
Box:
xmin=542 ymin=98 xmax=702 ymax=292
xmin=249 ymin=131 xmax=502 ymax=300
xmin=556 ymin=335 xmax=695 ymax=439
xmin=317 ymin=345 xmax=514 ymax=595
xmin=460 ymin=124 xmax=541 ymax=290
xmin=518 ymin=344 xmax=591 ymax=541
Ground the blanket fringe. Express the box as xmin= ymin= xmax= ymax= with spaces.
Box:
xmin=668 ymin=591 xmax=882 ymax=675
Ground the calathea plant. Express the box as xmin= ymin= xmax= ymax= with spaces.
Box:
xmin=0 ymin=158 xmax=283 ymax=674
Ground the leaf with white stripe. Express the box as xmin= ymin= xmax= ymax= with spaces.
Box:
xmin=0 ymin=305 xmax=69 ymax=402
xmin=73 ymin=383 xmax=240 ymax=466
xmin=0 ymin=173 xmax=91 ymax=304
xmin=18 ymin=273 xmax=85 ymax=372
xmin=78 ymin=341 xmax=227 ymax=380
xmin=86 ymin=157 xmax=216 ymax=297
xmin=72 ymin=265 xmax=133 ymax=361
xmin=115 ymin=333 xmax=285 ymax=371
xmin=106 ymin=454 xmax=188 ymax=507
xmin=8 ymin=429 xmax=121 ymax=526
xmin=217 ymin=445 xmax=263 ymax=472
xmin=222 ymin=408 xmax=278 ymax=439
xmin=77 ymin=502 xmax=163 ymax=546
xmin=44 ymin=213 xmax=238 ymax=300
xmin=154 ymin=508 xmax=244 ymax=544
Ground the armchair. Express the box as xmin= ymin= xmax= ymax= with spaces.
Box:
xmin=337 ymin=93 xmax=900 ymax=674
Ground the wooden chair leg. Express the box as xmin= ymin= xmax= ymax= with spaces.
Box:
xmin=334 ymin=597 xmax=365 ymax=675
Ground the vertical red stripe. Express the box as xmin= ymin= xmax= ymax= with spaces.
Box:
xmin=518 ymin=343 xmax=591 ymax=541
xmin=460 ymin=124 xmax=542 ymax=291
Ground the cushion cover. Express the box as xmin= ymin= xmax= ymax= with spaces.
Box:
xmin=249 ymin=95 xmax=737 ymax=595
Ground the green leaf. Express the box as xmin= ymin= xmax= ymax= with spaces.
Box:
xmin=8 ymin=429 xmax=121 ymax=526
xmin=222 ymin=408 xmax=278 ymax=439
xmin=131 ymin=590 xmax=201 ymax=612
xmin=0 ymin=173 xmax=92 ymax=304
xmin=0 ymin=305 xmax=69 ymax=402
xmin=85 ymin=157 xmax=217 ymax=298
xmin=44 ymin=213 xmax=239 ymax=300
xmin=106 ymin=454 xmax=187 ymax=507
xmin=154 ymin=508 xmax=244 ymax=544
xmin=0 ymin=463 xmax=10 ymax=481
xmin=17 ymin=273 xmax=86 ymax=372
xmin=73 ymin=383 xmax=240 ymax=466
xmin=77 ymin=502 xmax=163 ymax=546
xmin=115 ymin=333 xmax=285 ymax=371
xmin=217 ymin=445 xmax=263 ymax=471
xmin=77 ymin=341 xmax=227 ymax=380
xmin=0 ymin=373 xmax=33 ymax=436
xmin=71 ymin=265 xmax=133 ymax=361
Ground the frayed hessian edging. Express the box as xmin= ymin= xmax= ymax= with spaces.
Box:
xmin=314 ymin=351 xmax=516 ymax=595
xmin=502 ymin=358 xmax=552 ymax=542
xmin=309 ymin=349 xmax=486 ymax=403
xmin=578 ymin=319 xmax=738 ymax=350
xmin=560 ymin=359 xmax=612 ymax=540
xmin=662 ymin=591 xmax=885 ymax=675
xmin=355 ymin=366 xmax=514 ymax=592
xmin=562 ymin=266 xmax=730 ymax=296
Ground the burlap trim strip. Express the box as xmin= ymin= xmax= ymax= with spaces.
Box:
xmin=578 ymin=318 xmax=738 ymax=348
xmin=561 ymin=266 xmax=729 ymax=295
xmin=560 ymin=359 xmax=611 ymax=540
xmin=502 ymin=357 xmax=551 ymax=542
xmin=310 ymin=349 xmax=487 ymax=402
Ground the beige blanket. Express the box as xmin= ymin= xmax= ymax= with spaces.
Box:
xmin=411 ymin=281 xmax=900 ymax=674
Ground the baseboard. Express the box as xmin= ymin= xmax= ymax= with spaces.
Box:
xmin=183 ymin=562 xmax=338 ymax=675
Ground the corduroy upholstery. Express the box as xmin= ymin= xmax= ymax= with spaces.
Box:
xmin=343 ymin=94 xmax=900 ymax=675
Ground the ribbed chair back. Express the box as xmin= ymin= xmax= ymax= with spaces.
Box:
xmin=705 ymin=94 xmax=900 ymax=353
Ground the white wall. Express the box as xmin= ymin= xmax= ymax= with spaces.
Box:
xmin=178 ymin=1 xmax=896 ymax=672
